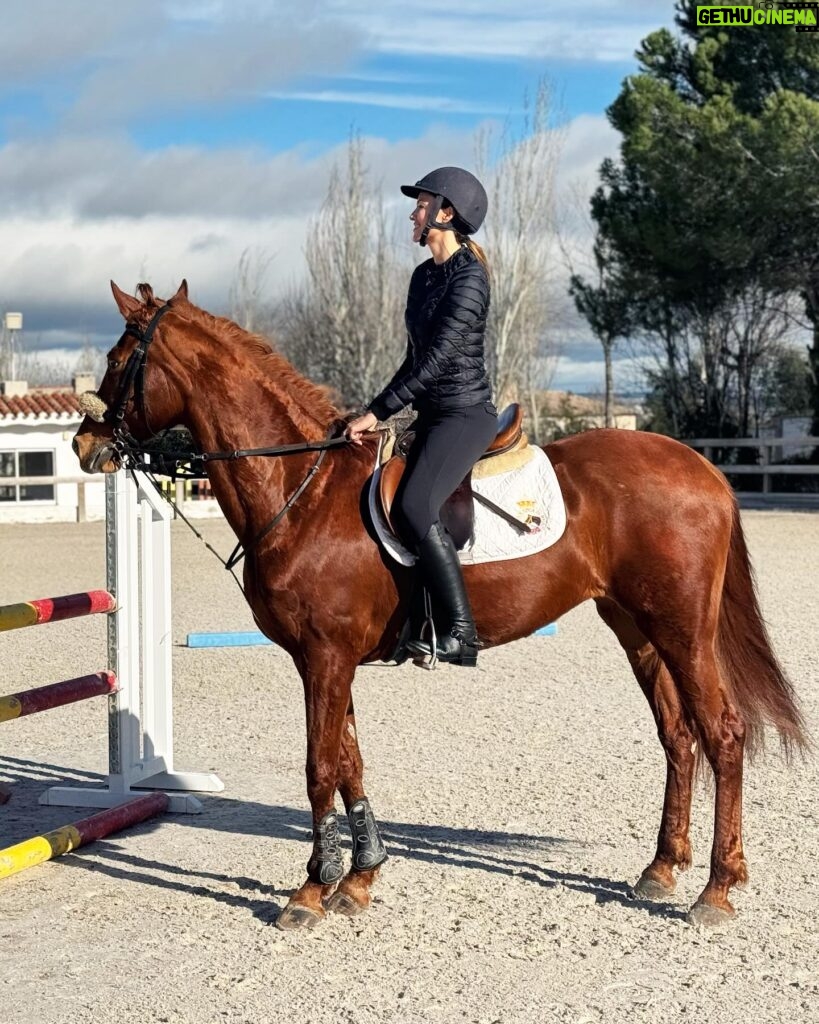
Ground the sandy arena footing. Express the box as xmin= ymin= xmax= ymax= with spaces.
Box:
xmin=1 ymin=512 xmax=817 ymax=1024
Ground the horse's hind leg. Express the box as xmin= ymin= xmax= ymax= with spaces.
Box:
xmin=324 ymin=694 xmax=388 ymax=918
xmin=651 ymin=632 xmax=748 ymax=926
xmin=595 ymin=599 xmax=696 ymax=898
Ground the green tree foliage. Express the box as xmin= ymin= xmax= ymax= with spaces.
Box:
xmin=585 ymin=2 xmax=819 ymax=437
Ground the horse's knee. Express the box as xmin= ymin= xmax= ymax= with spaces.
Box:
xmin=305 ymin=760 xmax=336 ymax=801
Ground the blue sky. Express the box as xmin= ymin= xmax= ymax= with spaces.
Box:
xmin=0 ymin=1 xmax=677 ymax=392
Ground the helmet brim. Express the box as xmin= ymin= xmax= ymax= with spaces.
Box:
xmin=400 ymin=184 xmax=424 ymax=199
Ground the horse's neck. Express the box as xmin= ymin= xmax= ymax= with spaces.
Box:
xmin=182 ymin=358 xmax=333 ymax=542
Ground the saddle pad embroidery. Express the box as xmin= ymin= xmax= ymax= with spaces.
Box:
xmin=368 ymin=445 xmax=567 ymax=567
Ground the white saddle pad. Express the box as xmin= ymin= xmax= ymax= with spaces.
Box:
xmin=368 ymin=445 xmax=567 ymax=567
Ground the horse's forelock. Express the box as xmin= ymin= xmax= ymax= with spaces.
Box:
xmin=137 ymin=282 xmax=165 ymax=309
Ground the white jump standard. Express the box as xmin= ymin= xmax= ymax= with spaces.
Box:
xmin=40 ymin=469 xmax=223 ymax=813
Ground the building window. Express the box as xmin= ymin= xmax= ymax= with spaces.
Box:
xmin=0 ymin=450 xmax=56 ymax=503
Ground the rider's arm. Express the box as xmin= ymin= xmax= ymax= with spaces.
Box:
xmin=367 ymin=261 xmax=488 ymax=420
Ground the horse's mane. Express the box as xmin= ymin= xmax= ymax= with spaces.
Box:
xmin=136 ymin=284 xmax=341 ymax=433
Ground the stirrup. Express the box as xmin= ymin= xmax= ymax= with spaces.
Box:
xmin=411 ymin=590 xmax=439 ymax=671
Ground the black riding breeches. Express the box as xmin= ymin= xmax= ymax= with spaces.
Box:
xmin=394 ymin=402 xmax=498 ymax=547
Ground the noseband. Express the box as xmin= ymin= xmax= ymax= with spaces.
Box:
xmin=107 ymin=303 xmax=172 ymax=435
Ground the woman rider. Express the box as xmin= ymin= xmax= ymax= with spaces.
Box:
xmin=346 ymin=167 xmax=497 ymax=667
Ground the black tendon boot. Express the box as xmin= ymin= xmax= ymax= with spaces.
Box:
xmin=405 ymin=522 xmax=479 ymax=667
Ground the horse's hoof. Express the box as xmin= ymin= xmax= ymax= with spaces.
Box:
xmin=275 ymin=903 xmax=324 ymax=931
xmin=686 ymin=901 xmax=735 ymax=929
xmin=325 ymin=891 xmax=368 ymax=917
xmin=634 ymin=873 xmax=675 ymax=901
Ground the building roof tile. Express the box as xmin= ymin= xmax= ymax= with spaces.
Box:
xmin=0 ymin=388 xmax=83 ymax=421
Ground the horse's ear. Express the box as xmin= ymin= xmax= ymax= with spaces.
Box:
xmin=111 ymin=281 xmax=142 ymax=320
xmin=171 ymin=279 xmax=189 ymax=303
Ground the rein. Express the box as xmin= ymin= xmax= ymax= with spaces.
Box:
xmin=119 ymin=433 xmax=352 ymax=474
xmin=105 ymin=305 xmax=380 ymax=586
xmin=119 ymin=433 xmax=357 ymax=583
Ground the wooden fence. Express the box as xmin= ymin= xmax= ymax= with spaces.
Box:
xmin=687 ymin=436 xmax=819 ymax=507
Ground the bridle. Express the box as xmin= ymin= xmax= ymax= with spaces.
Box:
xmin=106 ymin=302 xmax=172 ymax=439
xmin=96 ymin=302 xmax=366 ymax=577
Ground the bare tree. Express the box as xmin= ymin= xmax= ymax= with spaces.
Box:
xmin=477 ymin=81 xmax=564 ymax=425
xmin=635 ymin=286 xmax=800 ymax=438
xmin=275 ymin=136 xmax=408 ymax=409
xmin=229 ymin=247 xmax=276 ymax=335
xmin=568 ymin=235 xmax=633 ymax=428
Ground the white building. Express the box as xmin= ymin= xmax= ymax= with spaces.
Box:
xmin=0 ymin=377 xmax=106 ymax=523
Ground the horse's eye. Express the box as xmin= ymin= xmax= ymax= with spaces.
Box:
xmin=108 ymin=358 xmax=121 ymax=371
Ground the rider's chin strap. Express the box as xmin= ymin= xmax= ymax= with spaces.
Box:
xmin=419 ymin=195 xmax=456 ymax=247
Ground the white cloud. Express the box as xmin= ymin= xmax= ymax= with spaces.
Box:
xmin=264 ymin=89 xmax=511 ymax=115
xmin=0 ymin=109 xmax=622 ymax=390
xmin=557 ymin=113 xmax=619 ymax=191
xmin=0 ymin=123 xmax=476 ymax=350
xmin=66 ymin=20 xmax=359 ymax=129
xmin=0 ymin=2 xmax=152 ymax=85
xmin=0 ymin=1 xmax=673 ymax=139
xmin=0 ymin=136 xmax=347 ymax=220
xmin=322 ymin=0 xmax=674 ymax=62
xmin=0 ymin=2 xmax=361 ymax=129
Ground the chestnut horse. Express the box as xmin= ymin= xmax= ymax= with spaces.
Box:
xmin=74 ymin=281 xmax=806 ymax=931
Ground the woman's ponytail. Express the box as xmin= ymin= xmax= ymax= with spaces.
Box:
xmin=455 ymin=231 xmax=490 ymax=275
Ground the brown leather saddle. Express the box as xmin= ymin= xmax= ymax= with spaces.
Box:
xmin=377 ymin=403 xmax=524 ymax=550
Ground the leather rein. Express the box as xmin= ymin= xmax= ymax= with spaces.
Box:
xmin=105 ymin=304 xmax=357 ymax=573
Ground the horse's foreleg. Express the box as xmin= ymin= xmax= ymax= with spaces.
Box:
xmin=595 ymin=600 xmax=695 ymax=898
xmin=325 ymin=695 xmax=388 ymax=918
xmin=276 ymin=651 xmax=356 ymax=932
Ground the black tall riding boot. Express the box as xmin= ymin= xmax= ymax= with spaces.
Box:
xmin=405 ymin=522 xmax=479 ymax=667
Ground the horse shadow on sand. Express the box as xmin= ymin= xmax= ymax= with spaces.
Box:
xmin=0 ymin=755 xmax=684 ymax=924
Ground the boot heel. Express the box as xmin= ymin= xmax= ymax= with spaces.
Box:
xmin=455 ymin=648 xmax=478 ymax=668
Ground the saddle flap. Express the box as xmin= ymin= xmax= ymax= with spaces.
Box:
xmin=377 ymin=455 xmax=474 ymax=551
xmin=378 ymin=456 xmax=405 ymax=537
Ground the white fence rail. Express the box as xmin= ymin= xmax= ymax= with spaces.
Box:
xmin=2 ymin=474 xmax=219 ymax=521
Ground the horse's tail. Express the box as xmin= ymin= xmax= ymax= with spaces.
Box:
xmin=717 ymin=501 xmax=809 ymax=758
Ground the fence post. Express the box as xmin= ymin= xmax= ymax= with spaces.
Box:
xmin=760 ymin=442 xmax=771 ymax=494
xmin=76 ymin=481 xmax=87 ymax=523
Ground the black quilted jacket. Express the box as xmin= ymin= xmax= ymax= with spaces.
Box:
xmin=367 ymin=246 xmax=493 ymax=420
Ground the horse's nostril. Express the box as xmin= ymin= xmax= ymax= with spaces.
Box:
xmin=72 ymin=437 xmax=79 ymax=456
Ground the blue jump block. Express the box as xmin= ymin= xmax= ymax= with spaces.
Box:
xmin=189 ymin=623 xmax=558 ymax=648
xmin=187 ymin=630 xmax=274 ymax=648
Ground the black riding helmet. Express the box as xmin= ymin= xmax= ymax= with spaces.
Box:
xmin=401 ymin=166 xmax=488 ymax=246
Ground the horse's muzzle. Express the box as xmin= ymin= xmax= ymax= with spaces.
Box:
xmin=74 ymin=431 xmax=121 ymax=474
